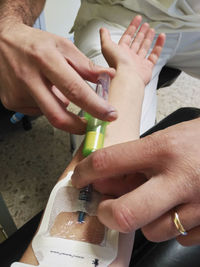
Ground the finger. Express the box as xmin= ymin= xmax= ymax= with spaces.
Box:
xmin=51 ymin=85 xmax=70 ymax=107
xmin=138 ymin=28 xmax=155 ymax=58
xmin=57 ymin=37 xmax=116 ymax=83
xmin=29 ymin=74 xmax=87 ymax=134
xmin=0 ymin=85 xmax=40 ymax=111
xmin=13 ymin=107 xmax=42 ymax=115
xmin=71 ymin=134 xmax=166 ymax=188
xmin=177 ymin=225 xmax=200 ymax=246
xmin=40 ymin=50 xmax=117 ymax=122
xmin=0 ymin=88 xmax=42 ymax=115
xmin=100 ymin=27 xmax=113 ymax=53
xmin=118 ymin=15 xmax=142 ymax=46
xmin=131 ymin=23 xmax=150 ymax=52
xmin=1 ymin=98 xmax=42 ymax=115
xmin=142 ymin=204 xmax=200 ymax=242
xmin=148 ymin=33 xmax=166 ymax=65
xmin=93 ymin=173 xmax=147 ymax=196
xmin=100 ymin=27 xmax=118 ymax=68
xmin=97 ymin=174 xmax=182 ymax=232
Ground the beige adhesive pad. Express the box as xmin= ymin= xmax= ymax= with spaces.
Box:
xmin=50 ymin=211 xmax=105 ymax=245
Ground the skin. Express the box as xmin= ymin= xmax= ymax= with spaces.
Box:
xmin=71 ymin=30 xmax=200 ymax=246
xmin=0 ymin=0 xmax=117 ymax=134
xmin=50 ymin=212 xmax=105 ymax=245
xmin=20 ymin=16 xmax=165 ymax=266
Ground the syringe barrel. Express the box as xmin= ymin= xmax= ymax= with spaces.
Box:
xmin=82 ymin=73 xmax=110 ymax=157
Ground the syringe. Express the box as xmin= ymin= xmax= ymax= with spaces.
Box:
xmin=78 ymin=73 xmax=110 ymax=223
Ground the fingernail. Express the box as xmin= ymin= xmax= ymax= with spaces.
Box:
xmin=106 ymin=108 xmax=118 ymax=121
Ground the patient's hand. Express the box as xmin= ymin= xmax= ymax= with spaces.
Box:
xmin=100 ymin=15 xmax=165 ymax=85
xmin=50 ymin=212 xmax=105 ymax=245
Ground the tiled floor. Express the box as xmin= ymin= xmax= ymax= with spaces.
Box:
xmin=0 ymin=72 xmax=200 ymax=229
xmin=0 ymin=114 xmax=71 ymax=228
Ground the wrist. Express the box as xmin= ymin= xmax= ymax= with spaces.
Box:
xmin=0 ymin=19 xmax=29 ymax=42
xmin=0 ymin=0 xmax=45 ymax=28
xmin=0 ymin=4 xmax=27 ymax=28
xmin=0 ymin=17 xmax=23 ymax=34
xmin=116 ymin=65 xmax=145 ymax=89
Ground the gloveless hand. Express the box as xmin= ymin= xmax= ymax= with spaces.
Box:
xmin=0 ymin=21 xmax=117 ymax=134
xmin=100 ymin=15 xmax=165 ymax=85
xmin=72 ymin=118 xmax=200 ymax=246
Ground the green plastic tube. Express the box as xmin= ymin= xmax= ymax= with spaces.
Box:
xmin=82 ymin=113 xmax=108 ymax=157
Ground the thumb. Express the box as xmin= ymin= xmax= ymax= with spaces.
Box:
xmin=61 ymin=38 xmax=115 ymax=82
xmin=100 ymin=27 xmax=113 ymax=49
xmin=76 ymin=58 xmax=116 ymax=83
xmin=100 ymin=27 xmax=117 ymax=68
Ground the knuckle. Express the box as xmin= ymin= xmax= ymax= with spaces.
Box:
xmin=148 ymin=131 xmax=169 ymax=153
xmin=143 ymin=133 xmax=161 ymax=156
xmin=161 ymin=130 xmax=180 ymax=155
xmin=48 ymin=113 xmax=67 ymax=130
xmin=112 ymin=201 xmax=138 ymax=233
xmin=176 ymin=236 xmax=192 ymax=247
xmin=91 ymin=149 xmax=110 ymax=172
xmin=1 ymin=95 xmax=13 ymax=110
xmin=143 ymin=130 xmax=178 ymax=162
xmin=64 ymin=81 xmax=81 ymax=101
xmin=175 ymin=176 xmax=196 ymax=202
xmin=14 ymin=66 xmax=31 ymax=83
xmin=191 ymin=178 xmax=200 ymax=200
xmin=88 ymin=59 xmax=97 ymax=74
xmin=30 ymin=43 xmax=42 ymax=57
xmin=30 ymin=42 xmax=51 ymax=63
xmin=1 ymin=90 xmax=31 ymax=111
xmin=59 ymin=37 xmax=73 ymax=49
xmin=142 ymin=226 xmax=163 ymax=242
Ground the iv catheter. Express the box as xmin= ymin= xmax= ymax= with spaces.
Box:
xmin=78 ymin=73 xmax=110 ymax=223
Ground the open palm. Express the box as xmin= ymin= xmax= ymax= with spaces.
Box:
xmin=100 ymin=16 xmax=165 ymax=85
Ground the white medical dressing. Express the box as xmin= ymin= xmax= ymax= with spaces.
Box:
xmin=11 ymin=172 xmax=134 ymax=267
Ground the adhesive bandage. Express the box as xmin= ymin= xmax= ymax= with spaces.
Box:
xmin=11 ymin=172 xmax=123 ymax=267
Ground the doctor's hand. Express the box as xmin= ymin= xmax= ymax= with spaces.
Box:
xmin=72 ymin=118 xmax=200 ymax=246
xmin=0 ymin=21 xmax=116 ymax=134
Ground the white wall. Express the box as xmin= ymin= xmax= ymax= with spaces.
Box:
xmin=44 ymin=0 xmax=80 ymax=38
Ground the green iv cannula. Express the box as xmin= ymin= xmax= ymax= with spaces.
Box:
xmin=82 ymin=73 xmax=110 ymax=157
xmin=78 ymin=73 xmax=110 ymax=223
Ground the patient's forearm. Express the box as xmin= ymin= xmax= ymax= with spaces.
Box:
xmin=105 ymin=69 xmax=144 ymax=146
xmin=20 ymin=71 xmax=145 ymax=265
xmin=59 ymin=144 xmax=84 ymax=180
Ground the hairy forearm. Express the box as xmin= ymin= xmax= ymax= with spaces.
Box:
xmin=0 ymin=0 xmax=46 ymax=25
